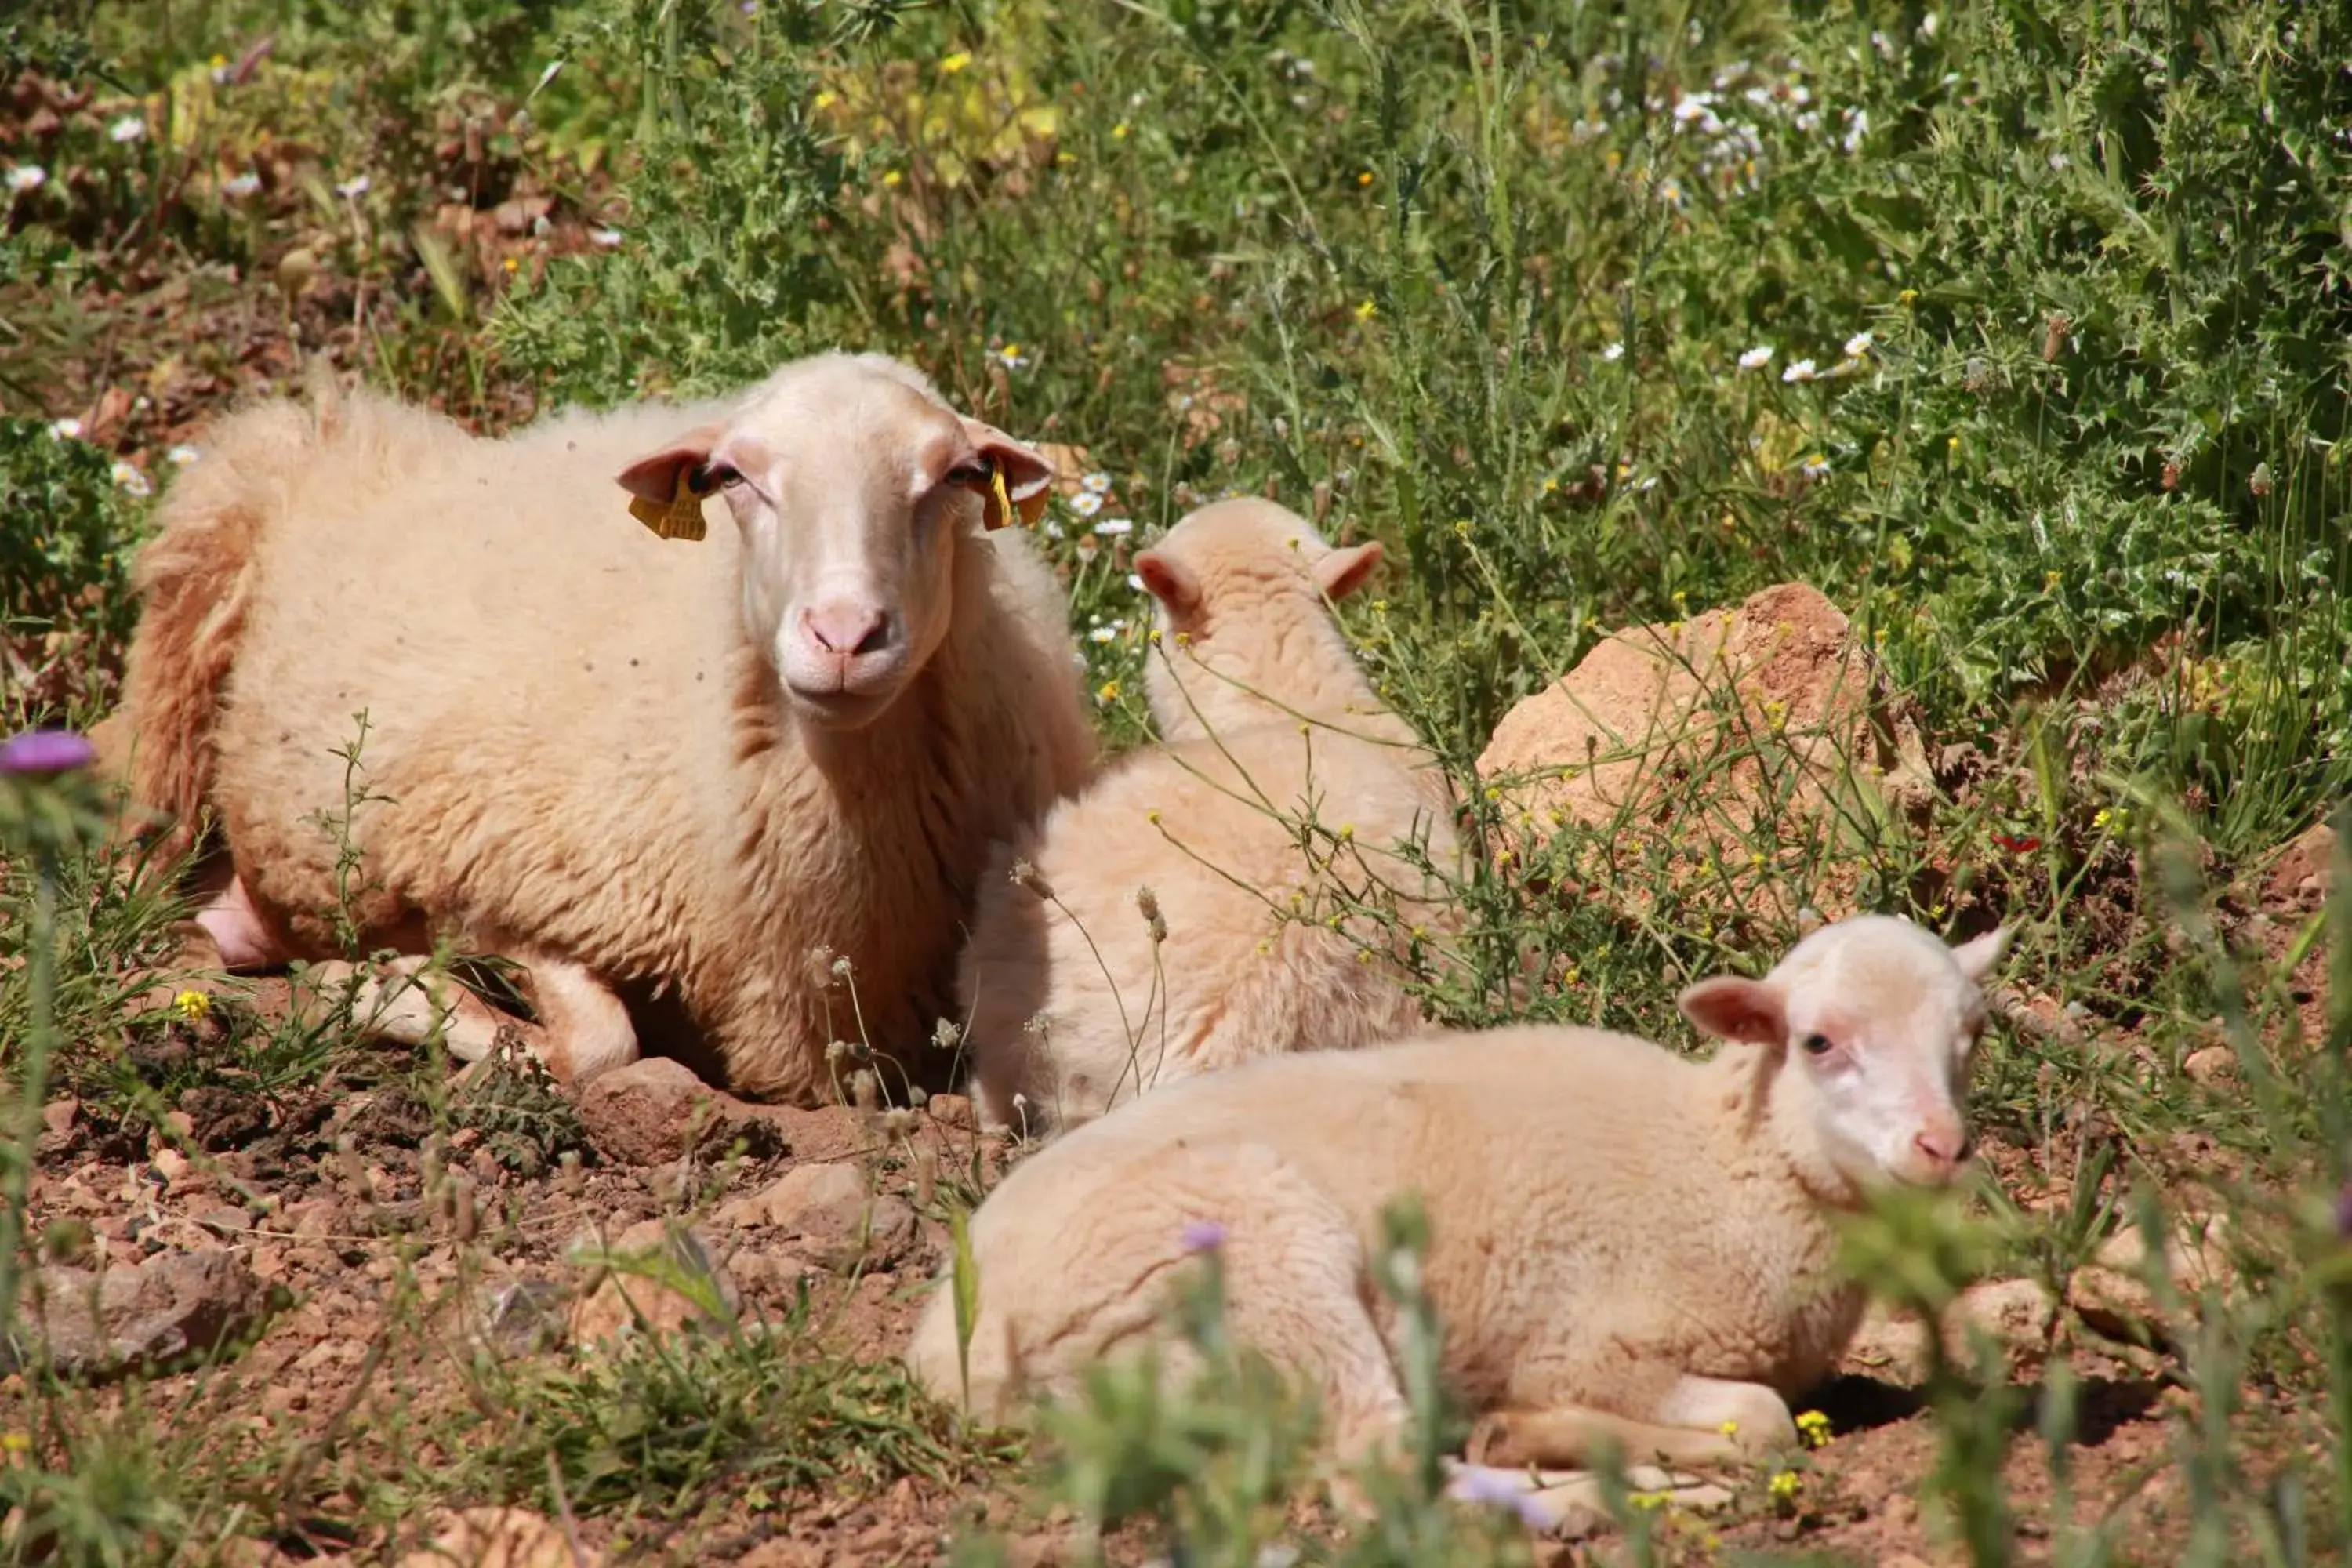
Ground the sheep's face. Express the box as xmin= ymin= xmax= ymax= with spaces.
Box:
xmin=618 ymin=355 xmax=1052 ymax=730
xmin=1679 ymin=916 xmax=2009 ymax=1191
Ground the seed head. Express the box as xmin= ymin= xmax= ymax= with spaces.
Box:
xmin=931 ymin=1018 xmax=964 ymax=1051
xmin=1011 ymin=859 xmax=1054 ymax=898
xmin=1135 ymin=885 xmax=1167 ymax=942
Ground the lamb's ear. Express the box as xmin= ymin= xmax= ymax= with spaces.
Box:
xmin=1313 ymin=541 xmax=1385 ymax=601
xmin=1948 ymin=925 xmax=2011 ymax=985
xmin=1134 ymin=548 xmax=1200 ymax=618
xmin=617 ymin=424 xmax=723 ymax=505
xmin=959 ymin=417 xmax=1056 ymax=529
xmin=1678 ymin=976 xmax=1787 ymax=1047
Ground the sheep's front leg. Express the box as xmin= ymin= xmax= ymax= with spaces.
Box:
xmin=1469 ymin=1376 xmax=1797 ymax=1472
xmin=296 ymin=957 xmax=524 ymax=1063
xmin=514 ymin=949 xmax=638 ymax=1083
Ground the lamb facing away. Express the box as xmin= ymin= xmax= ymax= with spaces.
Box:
xmin=911 ymin=916 xmax=2007 ymax=1475
xmin=114 ymin=353 xmax=1095 ymax=1102
xmin=957 ymin=499 xmax=1461 ymax=1134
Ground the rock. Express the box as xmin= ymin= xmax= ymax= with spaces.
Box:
xmin=574 ymin=1058 xmax=786 ymax=1167
xmin=565 ymin=1219 xmax=740 ymax=1350
xmin=2071 ymin=1216 xmax=2233 ymax=1343
xmin=2263 ymin=822 xmax=2338 ymax=911
xmin=716 ymin=1161 xmax=916 ymax=1272
xmin=18 ymin=1249 xmax=273 ymax=1379
xmin=1840 ymin=1278 xmax=2055 ymax=1384
xmin=1476 ymin=583 xmax=1926 ymax=920
xmin=2181 ymin=1045 xmax=2238 ymax=1086
xmin=399 ymin=1508 xmax=598 ymax=1568
xmin=925 ymin=1093 xmax=977 ymax=1131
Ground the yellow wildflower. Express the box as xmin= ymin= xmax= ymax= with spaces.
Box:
xmin=172 ymin=989 xmax=212 ymax=1022
xmin=1795 ymin=1409 xmax=1833 ymax=1449
xmin=1096 ymin=680 xmax=1120 ymax=702
xmin=882 ymin=169 xmax=902 ymax=187
xmin=1769 ymin=1468 xmax=1802 ymax=1501
xmin=814 ymin=89 xmax=840 ymax=110
xmin=1353 ymin=299 xmax=1377 ymax=321
xmin=940 ymin=50 xmax=973 ymax=74
xmin=1112 ymin=122 xmax=1129 ymax=140
xmin=1357 ymin=170 xmax=1374 ymax=187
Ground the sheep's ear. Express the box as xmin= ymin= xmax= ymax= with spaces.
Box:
xmin=617 ymin=424 xmax=723 ymax=505
xmin=1134 ymin=549 xmax=1201 ymax=618
xmin=959 ymin=417 xmax=1056 ymax=530
xmin=1313 ymin=541 xmax=1385 ymax=602
xmin=1948 ymin=925 xmax=2011 ymax=985
xmin=1678 ymin=976 xmax=1786 ymax=1047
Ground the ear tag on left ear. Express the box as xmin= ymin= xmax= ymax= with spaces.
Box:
xmin=985 ymin=460 xmax=1019 ymax=532
xmin=630 ymin=466 xmax=710 ymax=542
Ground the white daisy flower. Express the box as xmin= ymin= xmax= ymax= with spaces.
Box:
xmin=1070 ymin=492 xmax=1104 ymax=517
xmin=590 ymin=227 xmax=623 ymax=249
xmin=1088 ymin=626 xmax=1118 ymax=644
xmin=108 ymin=115 xmax=147 ymax=144
xmin=1738 ymin=344 xmax=1774 ymax=371
xmin=6 ymin=165 xmax=45 ymax=194
xmin=1798 ymin=452 xmax=1831 ymax=478
xmin=1601 ymin=341 xmax=1625 ymax=361
xmin=48 ymin=417 xmax=82 ymax=441
xmin=335 ymin=174 xmax=371 ymax=199
xmin=1127 ymin=572 xmax=1148 ymax=593
xmin=111 ymin=459 xmax=153 ymax=497
xmin=222 ymin=172 xmax=261 ymax=198
xmin=1042 ymin=519 xmax=1065 ymax=539
xmin=1782 ymin=358 xmax=1818 ymax=383
xmin=1093 ymin=517 xmax=1134 ymax=536
xmin=167 ymin=444 xmax=201 ymax=466
xmin=1843 ymin=332 xmax=1875 ymax=358
xmin=994 ymin=343 xmax=1033 ymax=371
xmin=1082 ymin=470 xmax=1112 ymax=494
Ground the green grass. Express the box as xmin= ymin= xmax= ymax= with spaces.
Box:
xmin=4 ymin=0 xmax=2351 ymax=1561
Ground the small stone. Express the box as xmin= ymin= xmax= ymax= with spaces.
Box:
xmin=2263 ymin=822 xmax=2338 ymax=911
xmin=41 ymin=1099 xmax=78 ymax=1138
xmin=2182 ymin=1045 xmax=2237 ymax=1086
xmin=400 ymin=1508 xmax=598 ymax=1568
xmin=925 ymin=1093 xmax=976 ymax=1131
xmin=151 ymin=1148 xmax=192 ymax=1188
xmin=716 ymin=1162 xmax=916 ymax=1272
xmin=574 ymin=1058 xmax=786 ymax=1166
xmin=16 ymin=1250 xmax=273 ymax=1380
xmin=565 ymin=1220 xmax=740 ymax=1350
xmin=194 ymin=1206 xmax=252 ymax=1236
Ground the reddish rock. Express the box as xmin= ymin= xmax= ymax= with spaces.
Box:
xmin=573 ymin=1058 xmax=786 ymax=1166
xmin=19 ymin=1249 xmax=274 ymax=1379
xmin=716 ymin=1161 xmax=916 ymax=1272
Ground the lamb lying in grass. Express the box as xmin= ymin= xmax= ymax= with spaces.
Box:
xmin=114 ymin=353 xmax=1094 ymax=1101
xmin=911 ymin=915 xmax=2007 ymax=1475
xmin=958 ymin=499 xmax=1461 ymax=1134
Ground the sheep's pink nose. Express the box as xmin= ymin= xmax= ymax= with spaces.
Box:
xmin=802 ymin=603 xmax=889 ymax=657
xmin=1913 ymin=1127 xmax=1969 ymax=1171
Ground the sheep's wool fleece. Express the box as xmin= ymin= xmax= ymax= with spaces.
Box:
xmin=144 ymin=360 xmax=1091 ymax=1101
xmin=910 ymin=1025 xmax=1861 ymax=1428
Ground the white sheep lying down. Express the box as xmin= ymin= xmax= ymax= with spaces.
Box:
xmin=960 ymin=499 xmax=1463 ymax=1134
xmin=116 ymin=353 xmax=1094 ymax=1102
xmin=910 ymin=916 xmax=2007 ymax=1473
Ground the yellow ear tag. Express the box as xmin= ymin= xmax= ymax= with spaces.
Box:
xmin=630 ymin=465 xmax=710 ymax=542
xmin=987 ymin=461 xmax=1019 ymax=531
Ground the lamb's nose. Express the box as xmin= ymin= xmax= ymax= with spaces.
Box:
xmin=1913 ymin=1127 xmax=1969 ymax=1170
xmin=803 ymin=603 xmax=888 ymax=657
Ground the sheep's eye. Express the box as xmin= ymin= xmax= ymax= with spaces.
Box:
xmin=699 ymin=462 xmax=743 ymax=492
xmin=1800 ymin=1033 xmax=1835 ymax=1057
xmin=946 ymin=456 xmax=996 ymax=489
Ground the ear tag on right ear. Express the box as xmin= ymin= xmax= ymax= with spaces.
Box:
xmin=630 ymin=465 xmax=710 ymax=542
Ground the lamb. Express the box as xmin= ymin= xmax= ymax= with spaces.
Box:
xmin=112 ymin=352 xmax=1096 ymax=1102
xmin=957 ymin=498 xmax=1462 ymax=1134
xmin=909 ymin=915 xmax=2008 ymax=1479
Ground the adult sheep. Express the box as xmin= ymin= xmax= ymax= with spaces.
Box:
xmin=116 ymin=353 xmax=1096 ymax=1102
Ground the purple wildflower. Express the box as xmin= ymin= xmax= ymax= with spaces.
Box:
xmin=1446 ymin=1465 xmax=1558 ymax=1530
xmin=1180 ymin=1219 xmax=1229 ymax=1254
xmin=0 ymin=729 xmax=96 ymax=777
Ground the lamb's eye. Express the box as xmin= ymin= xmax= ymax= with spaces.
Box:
xmin=699 ymin=462 xmax=743 ymax=492
xmin=947 ymin=456 xmax=996 ymax=489
xmin=1800 ymin=1033 xmax=1835 ymax=1056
